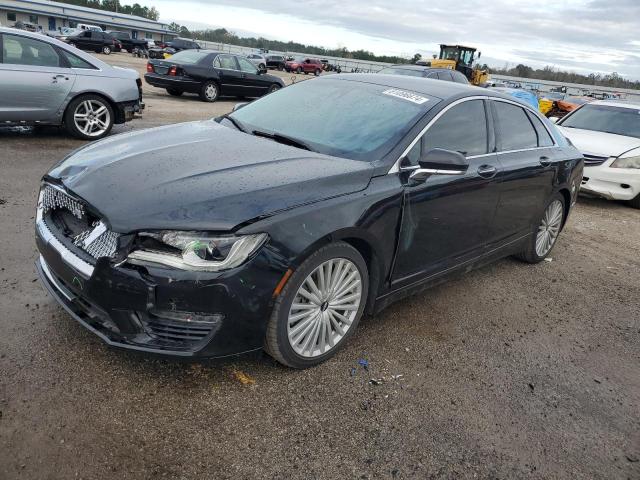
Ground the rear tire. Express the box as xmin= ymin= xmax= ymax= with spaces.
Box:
xmin=102 ymin=45 xmax=112 ymax=55
xmin=64 ymin=94 xmax=114 ymax=140
xmin=629 ymin=194 xmax=640 ymax=209
xmin=296 ymin=66 xmax=302 ymax=74
xmin=199 ymin=80 xmax=219 ymax=102
xmin=314 ymin=68 xmax=321 ymax=76
xmin=258 ymin=63 xmax=265 ymax=71
xmin=514 ymin=193 xmax=566 ymax=263
xmin=166 ymin=88 xmax=183 ymax=97
xmin=265 ymin=242 xmax=369 ymax=369
xmin=268 ymin=84 xmax=281 ymax=94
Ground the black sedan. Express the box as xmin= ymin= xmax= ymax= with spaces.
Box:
xmin=35 ymin=75 xmax=583 ymax=368
xmin=379 ymin=64 xmax=469 ymax=84
xmin=145 ymin=50 xmax=285 ymax=102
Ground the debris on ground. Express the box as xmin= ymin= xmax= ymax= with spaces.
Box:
xmin=358 ymin=358 xmax=369 ymax=370
xmin=231 ymin=370 xmax=255 ymax=385
xmin=369 ymin=378 xmax=384 ymax=386
xmin=544 ymin=258 xmax=553 ymax=262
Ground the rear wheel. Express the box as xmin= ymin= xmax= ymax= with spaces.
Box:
xmin=515 ymin=193 xmax=565 ymax=263
xmin=258 ymin=63 xmax=265 ymax=71
xmin=102 ymin=45 xmax=112 ymax=55
xmin=265 ymin=242 xmax=369 ymax=369
xmin=64 ymin=94 xmax=114 ymax=140
xmin=199 ymin=80 xmax=219 ymax=102
xmin=629 ymin=194 xmax=640 ymax=209
xmin=166 ymin=88 xmax=183 ymax=97
xmin=296 ymin=66 xmax=302 ymax=74
xmin=268 ymin=84 xmax=281 ymax=94
xmin=314 ymin=68 xmax=321 ymax=76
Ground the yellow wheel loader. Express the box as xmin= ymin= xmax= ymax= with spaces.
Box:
xmin=429 ymin=45 xmax=489 ymax=86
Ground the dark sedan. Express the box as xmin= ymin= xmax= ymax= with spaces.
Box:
xmin=145 ymin=50 xmax=285 ymax=101
xmin=379 ymin=65 xmax=469 ymax=84
xmin=35 ymin=75 xmax=583 ymax=368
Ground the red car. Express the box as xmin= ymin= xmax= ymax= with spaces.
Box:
xmin=285 ymin=57 xmax=323 ymax=75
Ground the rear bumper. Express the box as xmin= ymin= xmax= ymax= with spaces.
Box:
xmin=144 ymin=73 xmax=201 ymax=93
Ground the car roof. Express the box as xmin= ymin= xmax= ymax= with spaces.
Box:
xmin=385 ymin=65 xmax=455 ymax=73
xmin=590 ymin=99 xmax=640 ymax=109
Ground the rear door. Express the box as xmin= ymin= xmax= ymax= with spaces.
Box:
xmin=0 ymin=33 xmax=76 ymax=122
xmin=488 ymin=99 xmax=558 ymax=246
xmin=213 ymin=54 xmax=242 ymax=96
xmin=392 ymin=98 xmax=502 ymax=284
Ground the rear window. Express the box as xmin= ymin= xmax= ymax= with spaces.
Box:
xmin=379 ymin=67 xmax=424 ymax=78
xmin=166 ymin=50 xmax=208 ymax=64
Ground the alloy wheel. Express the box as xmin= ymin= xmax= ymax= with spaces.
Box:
xmin=535 ymin=199 xmax=563 ymax=257
xmin=287 ymin=258 xmax=362 ymax=358
xmin=205 ymin=83 xmax=217 ymax=100
xmin=73 ymin=100 xmax=111 ymax=137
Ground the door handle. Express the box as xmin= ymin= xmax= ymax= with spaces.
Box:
xmin=539 ymin=156 xmax=551 ymax=166
xmin=52 ymin=74 xmax=69 ymax=83
xmin=477 ymin=164 xmax=497 ymax=178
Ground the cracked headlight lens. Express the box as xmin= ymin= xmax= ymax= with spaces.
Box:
xmin=127 ymin=231 xmax=268 ymax=271
xmin=611 ymin=155 xmax=640 ymax=169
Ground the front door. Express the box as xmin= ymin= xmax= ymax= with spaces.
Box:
xmin=392 ymin=99 xmax=501 ymax=285
xmin=0 ymin=33 xmax=76 ymax=122
xmin=235 ymin=56 xmax=269 ymax=97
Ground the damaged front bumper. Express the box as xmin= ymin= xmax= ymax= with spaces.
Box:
xmin=35 ymin=224 xmax=284 ymax=359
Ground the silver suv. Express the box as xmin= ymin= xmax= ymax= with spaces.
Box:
xmin=0 ymin=27 xmax=143 ymax=139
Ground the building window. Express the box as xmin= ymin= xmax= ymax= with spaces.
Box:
xmin=29 ymin=15 xmax=38 ymax=24
xmin=68 ymin=20 xmax=77 ymax=28
xmin=7 ymin=12 xmax=17 ymax=21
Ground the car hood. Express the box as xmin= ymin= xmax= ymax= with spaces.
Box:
xmin=47 ymin=121 xmax=373 ymax=233
xmin=558 ymin=126 xmax=640 ymax=158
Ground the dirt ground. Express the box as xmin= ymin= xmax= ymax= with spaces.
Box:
xmin=1 ymin=52 xmax=639 ymax=480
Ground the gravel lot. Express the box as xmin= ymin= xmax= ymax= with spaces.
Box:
xmin=1 ymin=53 xmax=639 ymax=480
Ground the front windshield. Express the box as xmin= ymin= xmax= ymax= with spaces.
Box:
xmin=561 ymin=104 xmax=640 ymax=138
xmin=229 ymin=78 xmax=434 ymax=160
xmin=379 ymin=67 xmax=424 ymax=78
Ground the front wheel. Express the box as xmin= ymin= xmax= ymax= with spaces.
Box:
xmin=258 ymin=63 xmax=265 ymax=71
xmin=199 ymin=80 xmax=219 ymax=102
xmin=102 ymin=45 xmax=112 ymax=55
xmin=265 ymin=242 xmax=369 ymax=369
xmin=64 ymin=94 xmax=114 ymax=140
xmin=314 ymin=68 xmax=321 ymax=76
xmin=296 ymin=66 xmax=302 ymax=74
xmin=268 ymin=84 xmax=281 ymax=94
xmin=514 ymin=193 xmax=566 ymax=263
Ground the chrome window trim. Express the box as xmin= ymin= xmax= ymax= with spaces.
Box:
xmin=388 ymin=95 xmax=490 ymax=174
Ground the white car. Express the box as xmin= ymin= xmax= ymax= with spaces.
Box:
xmin=556 ymin=100 xmax=640 ymax=209
xmin=246 ymin=53 xmax=267 ymax=70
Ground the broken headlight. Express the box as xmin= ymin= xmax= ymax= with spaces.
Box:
xmin=127 ymin=231 xmax=268 ymax=271
xmin=611 ymin=155 xmax=640 ymax=169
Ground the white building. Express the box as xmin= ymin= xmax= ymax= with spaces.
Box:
xmin=0 ymin=0 xmax=176 ymax=41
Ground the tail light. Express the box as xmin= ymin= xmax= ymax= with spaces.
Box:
xmin=146 ymin=62 xmax=154 ymax=73
xmin=168 ymin=66 xmax=178 ymax=76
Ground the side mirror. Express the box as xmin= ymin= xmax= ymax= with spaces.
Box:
xmin=548 ymin=116 xmax=559 ymax=123
xmin=232 ymin=102 xmax=249 ymax=112
xmin=410 ymin=148 xmax=468 ymax=182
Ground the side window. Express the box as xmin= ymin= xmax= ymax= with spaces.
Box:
xmin=216 ymin=54 xmax=238 ymax=70
xmin=60 ymin=49 xmax=96 ymax=69
xmin=494 ymin=101 xmax=538 ymax=151
xmin=426 ymin=72 xmax=438 ymax=79
xmin=422 ymin=100 xmax=488 ymax=157
xmin=437 ymin=71 xmax=453 ymax=81
xmin=452 ymin=72 xmax=468 ymax=84
xmin=527 ymin=111 xmax=554 ymax=147
xmin=237 ymin=56 xmax=257 ymax=73
xmin=1 ymin=34 xmax=61 ymax=67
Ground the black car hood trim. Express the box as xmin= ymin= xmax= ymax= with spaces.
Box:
xmin=48 ymin=120 xmax=373 ymax=232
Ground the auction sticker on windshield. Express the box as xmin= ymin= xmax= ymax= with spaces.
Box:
xmin=382 ymin=89 xmax=429 ymax=105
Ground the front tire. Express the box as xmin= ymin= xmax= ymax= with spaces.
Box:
xmin=296 ymin=66 xmax=303 ymax=74
xmin=199 ymin=80 xmax=219 ymax=102
xmin=64 ymin=94 xmax=114 ymax=140
xmin=515 ymin=193 xmax=566 ymax=263
xmin=314 ymin=68 xmax=321 ymax=76
xmin=265 ymin=242 xmax=369 ymax=369
xmin=102 ymin=45 xmax=112 ymax=55
xmin=268 ymin=84 xmax=281 ymax=94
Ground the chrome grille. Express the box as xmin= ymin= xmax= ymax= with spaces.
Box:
xmin=42 ymin=185 xmax=85 ymax=219
xmin=583 ymin=154 xmax=608 ymax=166
xmin=39 ymin=185 xmax=120 ymax=261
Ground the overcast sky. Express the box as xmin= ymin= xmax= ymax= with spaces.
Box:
xmin=126 ymin=0 xmax=640 ymax=80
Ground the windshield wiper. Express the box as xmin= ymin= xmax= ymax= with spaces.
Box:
xmin=252 ymin=130 xmax=312 ymax=151
xmin=222 ymin=114 xmax=247 ymax=133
